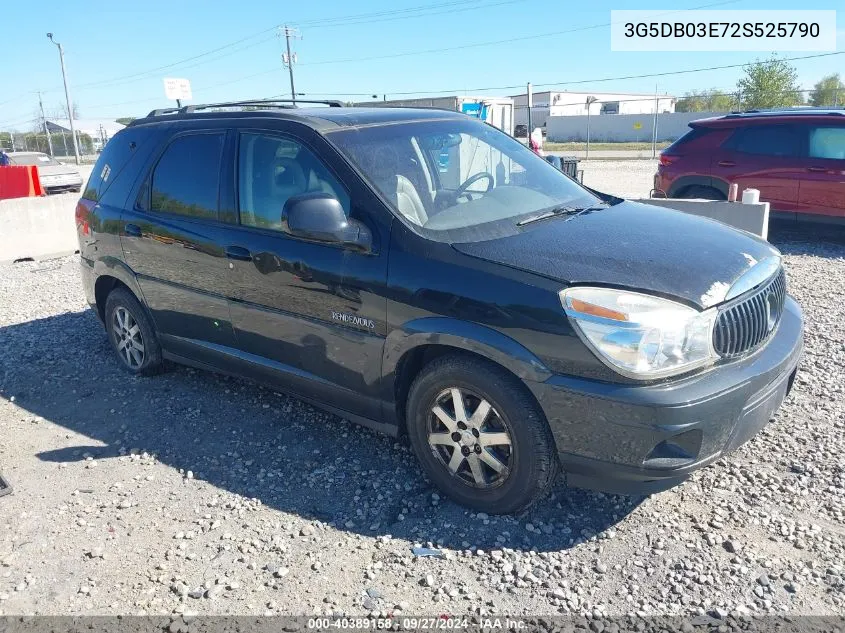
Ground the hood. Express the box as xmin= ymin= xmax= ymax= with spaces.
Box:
xmin=452 ymin=201 xmax=780 ymax=310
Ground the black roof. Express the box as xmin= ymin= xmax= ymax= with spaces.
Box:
xmin=130 ymin=99 xmax=466 ymax=132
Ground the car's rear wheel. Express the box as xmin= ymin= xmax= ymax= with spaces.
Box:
xmin=680 ymin=185 xmax=725 ymax=200
xmin=104 ymin=287 xmax=163 ymax=375
xmin=406 ymin=355 xmax=558 ymax=514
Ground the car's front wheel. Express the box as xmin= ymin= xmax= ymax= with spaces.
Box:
xmin=406 ymin=355 xmax=558 ymax=514
xmin=104 ymin=287 xmax=163 ymax=375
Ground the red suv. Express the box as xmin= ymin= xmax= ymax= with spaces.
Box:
xmin=655 ymin=109 xmax=845 ymax=222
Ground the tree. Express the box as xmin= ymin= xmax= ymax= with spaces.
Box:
xmin=809 ymin=73 xmax=845 ymax=107
xmin=115 ymin=117 xmax=136 ymax=126
xmin=676 ymin=88 xmax=737 ymax=113
xmin=736 ymin=57 xmax=802 ymax=110
xmin=48 ymin=101 xmax=81 ymax=120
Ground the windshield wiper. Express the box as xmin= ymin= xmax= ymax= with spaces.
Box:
xmin=517 ymin=203 xmax=608 ymax=226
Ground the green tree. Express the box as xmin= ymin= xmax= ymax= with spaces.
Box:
xmin=809 ymin=73 xmax=845 ymax=107
xmin=676 ymin=88 xmax=737 ymax=112
xmin=736 ymin=57 xmax=802 ymax=110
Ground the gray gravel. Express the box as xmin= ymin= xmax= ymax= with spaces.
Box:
xmin=0 ymin=225 xmax=843 ymax=618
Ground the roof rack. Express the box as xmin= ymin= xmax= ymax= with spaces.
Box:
xmin=145 ymin=98 xmax=344 ymax=118
xmin=724 ymin=107 xmax=845 ymax=118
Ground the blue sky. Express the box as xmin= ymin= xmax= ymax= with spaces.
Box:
xmin=1 ymin=0 xmax=843 ymax=130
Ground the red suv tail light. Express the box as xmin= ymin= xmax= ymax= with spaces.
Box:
xmin=659 ymin=154 xmax=675 ymax=167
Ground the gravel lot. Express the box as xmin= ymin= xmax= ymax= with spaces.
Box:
xmin=581 ymin=160 xmax=658 ymax=199
xmin=0 ymin=162 xmax=844 ymax=621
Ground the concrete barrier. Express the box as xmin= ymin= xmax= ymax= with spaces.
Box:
xmin=0 ymin=194 xmax=79 ymax=263
xmin=632 ymin=198 xmax=770 ymax=240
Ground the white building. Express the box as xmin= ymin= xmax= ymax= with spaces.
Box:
xmin=512 ymin=91 xmax=676 ymax=129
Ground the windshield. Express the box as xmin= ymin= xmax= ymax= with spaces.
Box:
xmin=10 ymin=154 xmax=61 ymax=167
xmin=327 ymin=117 xmax=599 ymax=242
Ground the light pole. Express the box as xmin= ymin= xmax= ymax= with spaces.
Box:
xmin=47 ymin=32 xmax=80 ymax=165
xmin=585 ymin=96 xmax=598 ymax=159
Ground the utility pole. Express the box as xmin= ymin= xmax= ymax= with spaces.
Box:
xmin=585 ymin=96 xmax=598 ymax=159
xmin=280 ymin=26 xmax=300 ymax=105
xmin=526 ymin=82 xmax=533 ymax=142
xmin=38 ymin=91 xmax=55 ymax=157
xmin=47 ymin=33 xmax=80 ymax=165
xmin=651 ymin=83 xmax=659 ymax=159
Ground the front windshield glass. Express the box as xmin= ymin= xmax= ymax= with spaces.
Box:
xmin=11 ymin=154 xmax=61 ymax=167
xmin=327 ymin=117 xmax=599 ymax=242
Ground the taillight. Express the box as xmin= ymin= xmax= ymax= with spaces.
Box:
xmin=76 ymin=199 xmax=94 ymax=236
xmin=659 ymin=154 xmax=675 ymax=167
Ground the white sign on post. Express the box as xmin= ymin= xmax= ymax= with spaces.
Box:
xmin=163 ymin=78 xmax=192 ymax=101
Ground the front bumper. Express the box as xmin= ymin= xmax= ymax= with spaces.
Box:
xmin=526 ymin=296 xmax=804 ymax=495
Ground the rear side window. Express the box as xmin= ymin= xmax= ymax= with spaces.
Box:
xmin=665 ymin=127 xmax=710 ymax=152
xmin=83 ymin=128 xmax=150 ymax=202
xmin=723 ymin=125 xmax=802 ymax=157
xmin=148 ymin=133 xmax=224 ymax=220
xmin=809 ymin=127 xmax=845 ymax=160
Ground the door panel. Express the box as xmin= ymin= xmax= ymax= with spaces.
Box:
xmin=798 ymin=126 xmax=845 ymax=217
xmin=120 ymin=130 xmax=238 ymax=355
xmin=121 ymin=210 xmax=237 ymax=348
xmin=711 ymin=124 xmax=804 ymax=211
xmin=226 ymin=129 xmax=390 ymax=420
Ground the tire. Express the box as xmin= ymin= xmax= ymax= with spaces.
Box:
xmin=680 ymin=185 xmax=725 ymax=201
xmin=406 ymin=354 xmax=558 ymax=514
xmin=104 ymin=287 xmax=163 ymax=375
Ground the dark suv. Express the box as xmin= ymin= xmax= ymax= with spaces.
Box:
xmin=655 ymin=109 xmax=845 ymax=222
xmin=76 ymin=100 xmax=803 ymax=513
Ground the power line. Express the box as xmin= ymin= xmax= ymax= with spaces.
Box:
xmin=348 ymin=51 xmax=845 ymax=97
xmin=33 ymin=0 xmax=514 ymax=98
xmin=299 ymin=0 xmax=741 ymax=66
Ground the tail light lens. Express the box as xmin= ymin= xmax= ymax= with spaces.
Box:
xmin=75 ymin=199 xmax=93 ymax=236
xmin=659 ymin=154 xmax=675 ymax=167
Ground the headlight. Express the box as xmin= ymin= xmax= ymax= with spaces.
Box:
xmin=560 ymin=287 xmax=718 ymax=379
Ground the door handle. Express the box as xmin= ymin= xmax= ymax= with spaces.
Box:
xmin=717 ymin=161 xmax=736 ymax=167
xmin=124 ymin=223 xmax=142 ymax=237
xmin=225 ymin=245 xmax=252 ymax=261
xmin=807 ymin=166 xmax=828 ymax=173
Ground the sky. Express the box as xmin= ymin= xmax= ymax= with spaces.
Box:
xmin=1 ymin=0 xmax=843 ymax=131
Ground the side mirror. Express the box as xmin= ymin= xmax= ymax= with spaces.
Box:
xmin=281 ymin=192 xmax=372 ymax=252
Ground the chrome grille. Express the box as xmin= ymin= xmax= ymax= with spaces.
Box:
xmin=713 ymin=269 xmax=786 ymax=358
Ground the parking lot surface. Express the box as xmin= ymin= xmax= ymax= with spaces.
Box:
xmin=0 ymin=164 xmax=843 ymax=618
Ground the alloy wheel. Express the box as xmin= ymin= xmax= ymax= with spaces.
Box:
xmin=427 ymin=387 xmax=514 ymax=489
xmin=112 ymin=306 xmax=145 ymax=370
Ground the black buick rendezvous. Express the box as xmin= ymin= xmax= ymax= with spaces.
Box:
xmin=76 ymin=100 xmax=803 ymax=513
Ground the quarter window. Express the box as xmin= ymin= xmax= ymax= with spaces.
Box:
xmin=724 ymin=125 xmax=802 ymax=157
xmin=809 ymin=127 xmax=845 ymax=160
xmin=237 ymin=133 xmax=349 ymax=231
xmin=149 ymin=133 xmax=224 ymax=219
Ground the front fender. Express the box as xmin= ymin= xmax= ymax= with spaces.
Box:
xmin=382 ymin=317 xmax=552 ymax=384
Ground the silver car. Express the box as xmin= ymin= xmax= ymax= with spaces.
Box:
xmin=5 ymin=152 xmax=83 ymax=194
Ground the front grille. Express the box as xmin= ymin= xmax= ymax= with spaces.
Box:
xmin=713 ymin=269 xmax=786 ymax=358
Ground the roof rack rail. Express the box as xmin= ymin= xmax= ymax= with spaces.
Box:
xmin=145 ymin=98 xmax=345 ymax=118
xmin=723 ymin=107 xmax=845 ymax=118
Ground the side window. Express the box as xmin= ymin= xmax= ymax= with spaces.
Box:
xmin=724 ymin=125 xmax=802 ymax=157
xmin=809 ymin=127 xmax=845 ymax=160
xmin=237 ymin=133 xmax=349 ymax=231
xmin=83 ymin=128 xmax=150 ymax=202
xmin=148 ymin=133 xmax=224 ymax=219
